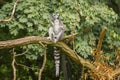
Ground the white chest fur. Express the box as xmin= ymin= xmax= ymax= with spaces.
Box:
xmin=53 ymin=19 xmax=61 ymax=34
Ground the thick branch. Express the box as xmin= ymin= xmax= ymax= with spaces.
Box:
xmin=0 ymin=34 xmax=119 ymax=77
xmin=56 ymin=42 xmax=96 ymax=70
xmin=0 ymin=34 xmax=76 ymax=49
xmin=0 ymin=35 xmax=96 ymax=71
xmin=0 ymin=36 xmax=48 ymax=49
xmin=0 ymin=34 xmax=95 ymax=70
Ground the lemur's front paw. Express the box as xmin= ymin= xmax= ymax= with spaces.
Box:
xmin=54 ymin=39 xmax=58 ymax=43
xmin=47 ymin=37 xmax=50 ymax=40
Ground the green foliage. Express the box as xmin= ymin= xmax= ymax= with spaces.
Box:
xmin=0 ymin=0 xmax=120 ymax=79
xmin=115 ymin=0 xmax=120 ymax=6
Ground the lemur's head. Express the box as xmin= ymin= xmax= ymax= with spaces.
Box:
xmin=52 ymin=13 xmax=60 ymax=20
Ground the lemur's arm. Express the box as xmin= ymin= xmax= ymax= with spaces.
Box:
xmin=47 ymin=27 xmax=54 ymax=41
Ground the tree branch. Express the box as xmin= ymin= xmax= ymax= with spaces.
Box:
xmin=0 ymin=0 xmax=19 ymax=22
xmin=97 ymin=28 xmax=107 ymax=53
xmin=0 ymin=34 xmax=76 ymax=49
xmin=38 ymin=47 xmax=47 ymax=80
xmin=55 ymin=42 xmax=96 ymax=70
xmin=61 ymin=33 xmax=78 ymax=41
xmin=95 ymin=28 xmax=107 ymax=62
xmin=11 ymin=49 xmax=16 ymax=80
xmin=15 ymin=49 xmax=28 ymax=57
xmin=0 ymin=35 xmax=96 ymax=71
xmin=0 ymin=34 xmax=119 ymax=77
xmin=0 ymin=36 xmax=48 ymax=49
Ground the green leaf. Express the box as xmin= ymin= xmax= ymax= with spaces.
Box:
xmin=27 ymin=22 xmax=33 ymax=27
xmin=19 ymin=18 xmax=28 ymax=23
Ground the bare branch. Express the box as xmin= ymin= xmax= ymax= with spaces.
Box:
xmin=0 ymin=0 xmax=19 ymax=22
xmin=0 ymin=34 xmax=76 ymax=49
xmin=38 ymin=47 xmax=47 ymax=80
xmin=97 ymin=27 xmax=107 ymax=54
xmin=95 ymin=27 xmax=107 ymax=62
xmin=14 ymin=49 xmax=38 ymax=70
xmin=15 ymin=62 xmax=37 ymax=70
xmin=0 ymin=36 xmax=48 ymax=49
xmin=15 ymin=49 xmax=28 ymax=57
xmin=62 ymin=33 xmax=78 ymax=40
xmin=11 ymin=49 xmax=16 ymax=80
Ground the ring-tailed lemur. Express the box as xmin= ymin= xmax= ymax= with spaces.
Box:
xmin=47 ymin=13 xmax=65 ymax=78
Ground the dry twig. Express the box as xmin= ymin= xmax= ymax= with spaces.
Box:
xmin=14 ymin=49 xmax=37 ymax=70
xmin=15 ymin=62 xmax=37 ymax=70
xmin=15 ymin=49 xmax=28 ymax=57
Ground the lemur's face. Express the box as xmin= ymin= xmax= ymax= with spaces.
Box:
xmin=52 ymin=13 xmax=59 ymax=19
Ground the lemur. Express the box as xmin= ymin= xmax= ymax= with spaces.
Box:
xmin=47 ymin=13 xmax=65 ymax=79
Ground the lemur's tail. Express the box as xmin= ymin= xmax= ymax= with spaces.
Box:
xmin=54 ymin=47 xmax=60 ymax=78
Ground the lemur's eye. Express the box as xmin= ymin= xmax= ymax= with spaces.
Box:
xmin=54 ymin=37 xmax=57 ymax=39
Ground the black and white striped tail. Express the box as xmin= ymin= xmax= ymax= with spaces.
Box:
xmin=54 ymin=47 xmax=60 ymax=78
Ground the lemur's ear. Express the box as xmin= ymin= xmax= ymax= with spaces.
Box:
xmin=52 ymin=13 xmax=59 ymax=16
xmin=57 ymin=13 xmax=59 ymax=16
xmin=52 ymin=13 xmax=55 ymax=16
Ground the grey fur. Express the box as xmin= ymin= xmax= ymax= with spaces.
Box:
xmin=47 ymin=13 xmax=65 ymax=43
